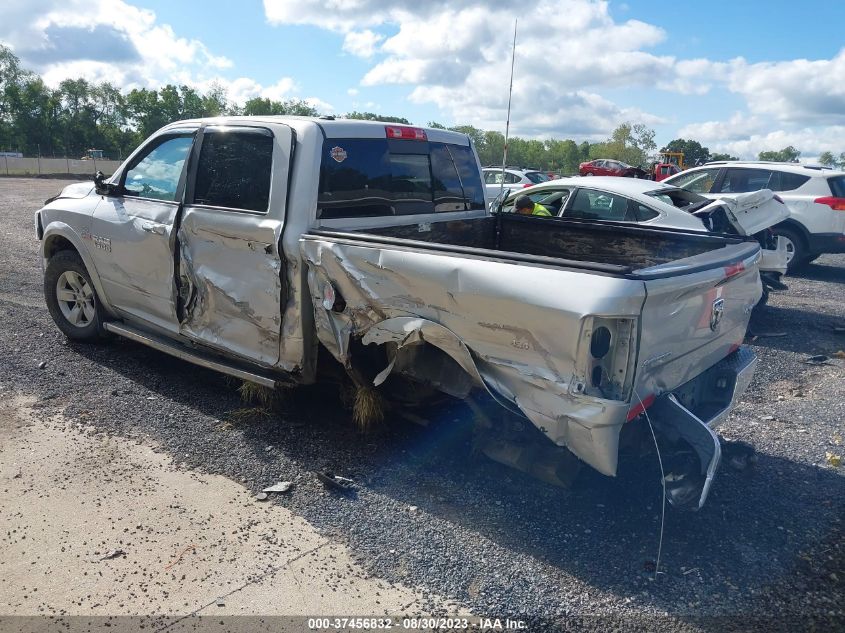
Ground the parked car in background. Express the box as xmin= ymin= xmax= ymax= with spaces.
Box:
xmin=495 ymin=176 xmax=789 ymax=301
xmin=579 ymin=159 xmax=648 ymax=179
xmin=482 ymin=167 xmax=550 ymax=201
xmin=664 ymin=161 xmax=845 ymax=271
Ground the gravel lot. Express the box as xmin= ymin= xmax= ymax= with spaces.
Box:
xmin=1 ymin=177 xmax=843 ymax=631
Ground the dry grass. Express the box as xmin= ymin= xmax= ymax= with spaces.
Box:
xmin=351 ymin=384 xmax=386 ymax=432
xmin=237 ymin=380 xmax=279 ymax=409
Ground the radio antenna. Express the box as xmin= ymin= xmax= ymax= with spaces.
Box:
xmin=499 ymin=19 xmax=518 ymax=201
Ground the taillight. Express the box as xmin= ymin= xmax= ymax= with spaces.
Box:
xmin=572 ymin=316 xmax=638 ymax=402
xmin=522 ymin=183 xmax=533 ymax=188
xmin=814 ymin=196 xmax=845 ymax=211
xmin=385 ymin=125 xmax=427 ymax=140
xmin=724 ymin=261 xmax=745 ymax=279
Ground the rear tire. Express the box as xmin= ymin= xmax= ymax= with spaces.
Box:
xmin=772 ymin=227 xmax=806 ymax=272
xmin=44 ymin=250 xmax=105 ymax=341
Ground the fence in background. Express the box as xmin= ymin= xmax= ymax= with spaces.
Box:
xmin=1 ymin=156 xmax=122 ymax=177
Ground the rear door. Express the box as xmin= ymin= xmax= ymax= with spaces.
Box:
xmin=176 ymin=124 xmax=293 ymax=367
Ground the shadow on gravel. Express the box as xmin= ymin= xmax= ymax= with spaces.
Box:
xmin=791 ymin=260 xmax=845 ymax=285
xmin=64 ymin=335 xmax=845 ymax=621
xmin=749 ymin=304 xmax=844 ymax=355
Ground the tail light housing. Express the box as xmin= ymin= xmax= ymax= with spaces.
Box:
xmin=522 ymin=183 xmax=533 ymax=188
xmin=385 ymin=125 xmax=427 ymax=140
xmin=570 ymin=316 xmax=638 ymax=402
xmin=814 ymin=196 xmax=845 ymax=211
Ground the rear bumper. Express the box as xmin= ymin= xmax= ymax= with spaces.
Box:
xmin=807 ymin=232 xmax=845 ymax=255
xmin=647 ymin=347 xmax=757 ymax=509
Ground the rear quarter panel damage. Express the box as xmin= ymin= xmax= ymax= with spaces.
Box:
xmin=299 ymin=236 xmax=647 ymax=476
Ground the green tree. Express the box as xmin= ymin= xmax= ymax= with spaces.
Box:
xmin=758 ymin=146 xmax=800 ymax=162
xmin=242 ymin=97 xmax=319 ymax=116
xmin=590 ymin=122 xmax=656 ymax=167
xmin=345 ymin=111 xmax=409 ymax=124
xmin=709 ymin=152 xmax=738 ymax=161
xmin=662 ymin=138 xmax=710 ymax=166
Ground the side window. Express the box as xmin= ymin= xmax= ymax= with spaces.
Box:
xmin=633 ymin=203 xmax=660 ymax=221
xmin=667 ymin=168 xmax=720 ymax=193
xmin=484 ymin=171 xmax=499 ymax=184
xmin=777 ymin=172 xmax=811 ymax=192
xmin=432 ymin=143 xmax=465 ymax=211
xmin=192 ymin=128 xmax=274 ymax=212
xmin=448 ymin=144 xmax=486 ymax=210
xmin=567 ymin=188 xmax=629 ymax=221
xmin=504 ymin=172 xmax=520 ymax=184
xmin=123 ymin=135 xmax=193 ymax=201
xmin=715 ymin=168 xmax=773 ymax=193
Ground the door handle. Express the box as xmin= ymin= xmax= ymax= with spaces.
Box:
xmin=140 ymin=221 xmax=166 ymax=235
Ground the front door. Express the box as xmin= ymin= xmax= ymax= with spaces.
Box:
xmin=90 ymin=130 xmax=196 ymax=333
xmin=176 ymin=124 xmax=292 ymax=367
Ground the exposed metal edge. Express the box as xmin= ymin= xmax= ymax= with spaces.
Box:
xmin=103 ymin=322 xmax=277 ymax=388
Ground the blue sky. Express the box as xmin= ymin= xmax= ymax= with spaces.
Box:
xmin=2 ymin=0 xmax=844 ymax=158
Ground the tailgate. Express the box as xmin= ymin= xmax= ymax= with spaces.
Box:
xmin=635 ymin=243 xmax=761 ymax=401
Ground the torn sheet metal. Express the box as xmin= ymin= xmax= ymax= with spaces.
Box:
xmin=300 ymin=235 xmax=646 ymax=476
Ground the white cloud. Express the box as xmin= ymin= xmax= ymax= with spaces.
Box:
xmin=342 ymin=30 xmax=383 ymax=58
xmin=723 ymin=49 xmax=845 ymax=124
xmin=692 ymin=126 xmax=845 ymax=161
xmin=304 ymin=97 xmax=335 ymax=112
xmin=0 ymin=0 xmax=233 ymax=90
xmin=266 ymin=0 xmax=680 ymax=136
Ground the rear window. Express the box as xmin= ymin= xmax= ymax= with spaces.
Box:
xmin=774 ymin=171 xmax=810 ymax=192
xmin=827 ymin=176 xmax=845 ymax=197
xmin=525 ymin=171 xmax=549 ymax=184
xmin=319 ymin=138 xmax=485 ymax=218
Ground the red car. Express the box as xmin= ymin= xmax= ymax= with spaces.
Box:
xmin=579 ymin=159 xmax=647 ymax=178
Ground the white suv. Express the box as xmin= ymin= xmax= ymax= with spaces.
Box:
xmin=482 ymin=167 xmax=549 ymax=202
xmin=664 ymin=161 xmax=845 ymax=271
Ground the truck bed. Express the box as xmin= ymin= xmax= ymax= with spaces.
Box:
xmin=309 ymin=214 xmax=748 ymax=276
xmin=300 ymin=213 xmax=761 ymax=483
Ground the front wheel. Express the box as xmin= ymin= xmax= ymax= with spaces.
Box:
xmin=44 ymin=250 xmax=105 ymax=341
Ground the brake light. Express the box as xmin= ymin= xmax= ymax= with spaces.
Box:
xmin=627 ymin=393 xmax=655 ymax=422
xmin=385 ymin=125 xmax=427 ymax=140
xmin=522 ymin=183 xmax=533 ymax=188
xmin=724 ymin=261 xmax=745 ymax=278
xmin=814 ymin=196 xmax=845 ymax=211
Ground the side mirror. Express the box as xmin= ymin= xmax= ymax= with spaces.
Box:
xmin=94 ymin=170 xmax=117 ymax=196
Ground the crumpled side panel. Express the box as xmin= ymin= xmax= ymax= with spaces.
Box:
xmin=300 ymin=236 xmax=646 ymax=476
xmin=178 ymin=210 xmax=283 ymax=367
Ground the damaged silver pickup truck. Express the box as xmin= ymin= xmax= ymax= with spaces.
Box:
xmin=35 ymin=117 xmax=761 ymax=508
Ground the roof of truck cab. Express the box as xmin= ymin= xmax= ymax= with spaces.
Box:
xmin=162 ymin=116 xmax=471 ymax=145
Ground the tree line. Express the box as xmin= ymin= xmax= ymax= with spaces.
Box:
xmin=1 ymin=44 xmax=824 ymax=171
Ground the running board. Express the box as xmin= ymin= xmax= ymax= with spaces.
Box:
xmin=103 ymin=322 xmax=278 ymax=389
